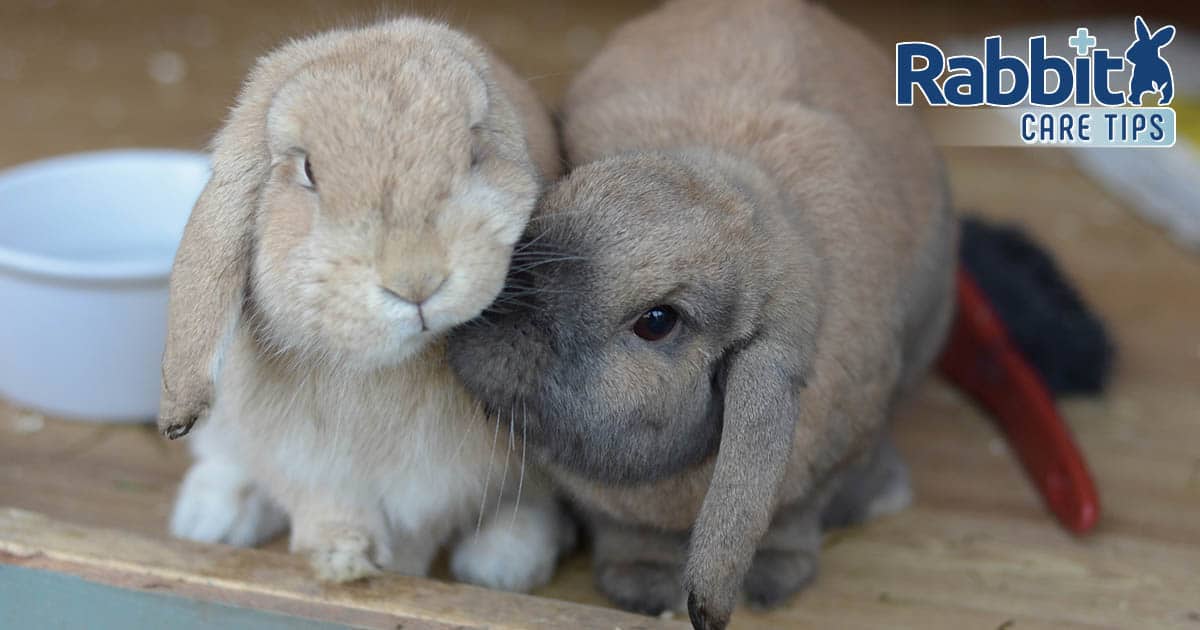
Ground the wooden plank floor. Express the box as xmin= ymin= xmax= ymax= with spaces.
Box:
xmin=2 ymin=1 xmax=1199 ymax=628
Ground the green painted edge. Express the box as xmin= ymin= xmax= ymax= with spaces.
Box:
xmin=0 ymin=564 xmax=356 ymax=630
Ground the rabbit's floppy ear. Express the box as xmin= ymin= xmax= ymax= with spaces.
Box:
xmin=157 ymin=161 xmax=261 ymax=438
xmin=1135 ymin=15 xmax=1152 ymax=41
xmin=156 ymin=49 xmax=298 ymax=438
xmin=156 ymin=30 xmax=350 ymax=438
xmin=684 ymin=333 xmax=806 ymax=630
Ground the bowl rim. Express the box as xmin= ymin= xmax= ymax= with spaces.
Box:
xmin=0 ymin=148 xmax=209 ymax=283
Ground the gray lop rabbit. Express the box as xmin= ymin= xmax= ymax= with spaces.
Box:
xmin=448 ymin=0 xmax=956 ymax=625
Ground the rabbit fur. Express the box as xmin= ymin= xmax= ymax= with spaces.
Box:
xmin=163 ymin=17 xmax=571 ymax=591
xmin=448 ymin=0 xmax=956 ymax=624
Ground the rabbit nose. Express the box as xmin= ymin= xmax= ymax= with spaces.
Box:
xmin=381 ymin=271 xmax=449 ymax=306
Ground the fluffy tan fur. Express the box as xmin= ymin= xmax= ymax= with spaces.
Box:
xmin=161 ymin=18 xmax=567 ymax=589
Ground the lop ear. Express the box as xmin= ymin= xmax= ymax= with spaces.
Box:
xmin=684 ymin=334 xmax=805 ymax=630
xmin=156 ymin=30 xmax=336 ymax=438
xmin=1135 ymin=15 xmax=1152 ymax=41
xmin=157 ymin=164 xmax=261 ymax=438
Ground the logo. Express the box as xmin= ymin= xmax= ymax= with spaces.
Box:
xmin=896 ymin=16 xmax=1176 ymax=147
xmin=1126 ymin=16 xmax=1174 ymax=106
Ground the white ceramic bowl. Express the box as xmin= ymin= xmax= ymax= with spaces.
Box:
xmin=0 ymin=149 xmax=209 ymax=422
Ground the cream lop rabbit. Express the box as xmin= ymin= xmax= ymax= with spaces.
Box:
xmin=449 ymin=0 xmax=956 ymax=624
xmin=162 ymin=17 xmax=569 ymax=590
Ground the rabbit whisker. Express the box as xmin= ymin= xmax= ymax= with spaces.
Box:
xmin=510 ymin=257 xmax=586 ymax=272
xmin=512 ymin=400 xmax=527 ymax=528
xmin=510 ymin=246 xmax=577 ymax=258
xmin=521 ymin=71 xmax=568 ymax=83
xmin=452 ymin=400 xmax=481 ymax=462
xmin=476 ymin=403 xmax=504 ymax=536
xmin=514 ymin=230 xmax=553 ymax=252
xmin=494 ymin=405 xmax=515 ymax=520
xmin=526 ymin=207 xmax=598 ymax=221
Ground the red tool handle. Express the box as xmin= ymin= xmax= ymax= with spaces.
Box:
xmin=938 ymin=268 xmax=1100 ymax=534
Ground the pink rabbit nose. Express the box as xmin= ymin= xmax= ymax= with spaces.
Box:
xmin=381 ymin=272 xmax=449 ymax=330
xmin=378 ymin=237 xmax=449 ymax=303
xmin=381 ymin=272 xmax=448 ymax=304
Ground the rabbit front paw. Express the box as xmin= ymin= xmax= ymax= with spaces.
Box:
xmin=307 ymin=526 xmax=382 ymax=583
xmin=451 ymin=504 xmax=564 ymax=592
xmin=596 ymin=560 xmax=685 ymax=616
xmin=170 ymin=458 xmax=288 ymax=547
xmin=742 ymin=548 xmax=817 ymax=609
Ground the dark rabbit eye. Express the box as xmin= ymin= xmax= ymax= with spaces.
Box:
xmin=469 ymin=140 xmax=485 ymax=168
xmin=632 ymin=306 xmax=678 ymax=341
xmin=469 ymin=123 xmax=485 ymax=168
xmin=303 ymin=157 xmax=316 ymax=189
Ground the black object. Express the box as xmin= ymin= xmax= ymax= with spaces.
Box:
xmin=958 ymin=217 xmax=1114 ymax=396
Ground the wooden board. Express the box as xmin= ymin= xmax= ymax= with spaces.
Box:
xmin=2 ymin=1 xmax=1200 ymax=628
xmin=0 ymin=508 xmax=676 ymax=629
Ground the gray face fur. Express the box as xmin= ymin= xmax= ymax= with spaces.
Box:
xmin=448 ymin=152 xmax=776 ymax=484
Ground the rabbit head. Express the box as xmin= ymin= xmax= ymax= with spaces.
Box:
xmin=1125 ymin=16 xmax=1175 ymax=67
xmin=448 ymin=150 xmax=823 ymax=485
xmin=250 ymin=54 xmax=536 ymax=364
xmin=159 ymin=20 xmax=544 ymax=437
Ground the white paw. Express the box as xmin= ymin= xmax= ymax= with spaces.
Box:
xmin=451 ymin=504 xmax=562 ymax=592
xmin=170 ymin=459 xmax=288 ymax=547
xmin=309 ymin=528 xmax=381 ymax=583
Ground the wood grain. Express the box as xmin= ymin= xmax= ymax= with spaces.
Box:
xmin=0 ymin=508 xmax=679 ymax=630
xmin=1 ymin=1 xmax=1199 ymax=628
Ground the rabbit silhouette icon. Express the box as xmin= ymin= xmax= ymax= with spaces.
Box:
xmin=1126 ymin=16 xmax=1175 ymax=106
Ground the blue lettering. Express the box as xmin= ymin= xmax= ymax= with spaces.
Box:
xmin=897 ymin=42 xmax=946 ymax=105
xmin=1150 ymin=114 xmax=1164 ymax=141
xmin=1059 ymin=114 xmax=1075 ymax=140
xmin=1132 ymin=113 xmax=1147 ymax=139
xmin=985 ymin=36 xmax=1029 ymax=106
xmin=1021 ymin=113 xmax=1037 ymax=141
xmin=1039 ymin=114 xmax=1055 ymax=139
xmin=1030 ymin=37 xmax=1073 ymax=106
xmin=1073 ymin=57 xmax=1091 ymax=105
xmin=1093 ymin=50 xmax=1125 ymax=106
xmin=944 ymin=56 xmax=984 ymax=105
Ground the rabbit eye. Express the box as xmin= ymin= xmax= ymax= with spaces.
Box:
xmin=632 ymin=306 xmax=678 ymax=341
xmin=469 ymin=123 xmax=487 ymax=169
xmin=469 ymin=138 xmax=486 ymax=169
xmin=302 ymin=157 xmax=316 ymax=190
